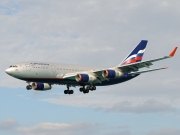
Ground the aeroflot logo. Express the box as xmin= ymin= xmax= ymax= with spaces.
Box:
xmin=30 ymin=63 xmax=50 ymax=66
xmin=122 ymin=49 xmax=145 ymax=65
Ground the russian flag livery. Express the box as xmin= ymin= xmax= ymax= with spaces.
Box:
xmin=121 ymin=40 xmax=147 ymax=65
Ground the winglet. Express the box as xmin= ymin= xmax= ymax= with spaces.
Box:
xmin=169 ymin=47 xmax=178 ymax=57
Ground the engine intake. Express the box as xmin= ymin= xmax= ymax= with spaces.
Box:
xmin=32 ymin=82 xmax=51 ymax=91
xmin=102 ymin=69 xmax=123 ymax=78
xmin=75 ymin=74 xmax=97 ymax=83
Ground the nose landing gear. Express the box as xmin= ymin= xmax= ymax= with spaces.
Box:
xmin=26 ymin=85 xmax=32 ymax=90
xmin=26 ymin=82 xmax=32 ymax=90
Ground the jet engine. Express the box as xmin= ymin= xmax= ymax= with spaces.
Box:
xmin=32 ymin=82 xmax=51 ymax=91
xmin=102 ymin=69 xmax=123 ymax=78
xmin=75 ymin=74 xmax=97 ymax=83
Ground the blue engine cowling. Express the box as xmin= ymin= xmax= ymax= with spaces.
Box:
xmin=32 ymin=82 xmax=51 ymax=91
xmin=104 ymin=70 xmax=116 ymax=78
xmin=76 ymin=74 xmax=89 ymax=82
xmin=75 ymin=74 xmax=97 ymax=83
xmin=103 ymin=70 xmax=123 ymax=78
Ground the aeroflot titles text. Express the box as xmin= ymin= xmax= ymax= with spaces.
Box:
xmin=30 ymin=63 xmax=50 ymax=66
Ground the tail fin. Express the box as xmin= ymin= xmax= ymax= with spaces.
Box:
xmin=119 ymin=40 xmax=148 ymax=65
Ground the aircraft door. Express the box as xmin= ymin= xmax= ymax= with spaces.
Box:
xmin=51 ymin=65 xmax=56 ymax=73
xmin=26 ymin=64 xmax=31 ymax=71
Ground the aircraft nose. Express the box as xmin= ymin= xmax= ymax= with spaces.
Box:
xmin=5 ymin=68 xmax=13 ymax=75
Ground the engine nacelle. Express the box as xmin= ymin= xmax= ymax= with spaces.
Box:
xmin=75 ymin=74 xmax=97 ymax=83
xmin=102 ymin=69 xmax=123 ymax=78
xmin=32 ymin=82 xmax=51 ymax=91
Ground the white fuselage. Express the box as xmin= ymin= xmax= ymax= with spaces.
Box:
xmin=5 ymin=62 xmax=136 ymax=87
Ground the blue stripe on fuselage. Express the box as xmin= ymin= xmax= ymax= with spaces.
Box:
xmin=18 ymin=75 xmax=139 ymax=86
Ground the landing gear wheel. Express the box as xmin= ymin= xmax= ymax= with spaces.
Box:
xmin=26 ymin=85 xmax=32 ymax=90
xmin=64 ymin=90 xmax=74 ymax=94
xmin=86 ymin=86 xmax=90 ymax=90
xmin=83 ymin=90 xmax=86 ymax=94
xmin=92 ymin=86 xmax=96 ymax=90
xmin=89 ymin=86 xmax=93 ymax=90
xmin=85 ymin=86 xmax=96 ymax=91
xmin=83 ymin=89 xmax=89 ymax=94
xmin=79 ymin=88 xmax=84 ymax=92
xmin=69 ymin=90 xmax=74 ymax=94
xmin=64 ymin=90 xmax=68 ymax=94
xmin=86 ymin=89 xmax=89 ymax=93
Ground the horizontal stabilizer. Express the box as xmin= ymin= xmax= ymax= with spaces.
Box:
xmin=129 ymin=67 xmax=168 ymax=75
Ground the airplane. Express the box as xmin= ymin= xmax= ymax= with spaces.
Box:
xmin=5 ymin=40 xmax=178 ymax=94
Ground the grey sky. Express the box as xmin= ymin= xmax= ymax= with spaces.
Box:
xmin=0 ymin=0 xmax=180 ymax=135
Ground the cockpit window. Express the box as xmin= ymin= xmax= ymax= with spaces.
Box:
xmin=9 ymin=65 xmax=18 ymax=68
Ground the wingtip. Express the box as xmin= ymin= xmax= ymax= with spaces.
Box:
xmin=169 ymin=47 xmax=178 ymax=57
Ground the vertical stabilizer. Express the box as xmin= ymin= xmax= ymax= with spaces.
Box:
xmin=119 ymin=40 xmax=148 ymax=66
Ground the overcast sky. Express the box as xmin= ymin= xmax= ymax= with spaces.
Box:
xmin=0 ymin=0 xmax=180 ymax=135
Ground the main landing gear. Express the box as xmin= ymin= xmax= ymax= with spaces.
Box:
xmin=79 ymin=86 xmax=96 ymax=94
xmin=64 ymin=85 xmax=96 ymax=95
xmin=64 ymin=85 xmax=74 ymax=95
xmin=26 ymin=82 xmax=32 ymax=90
